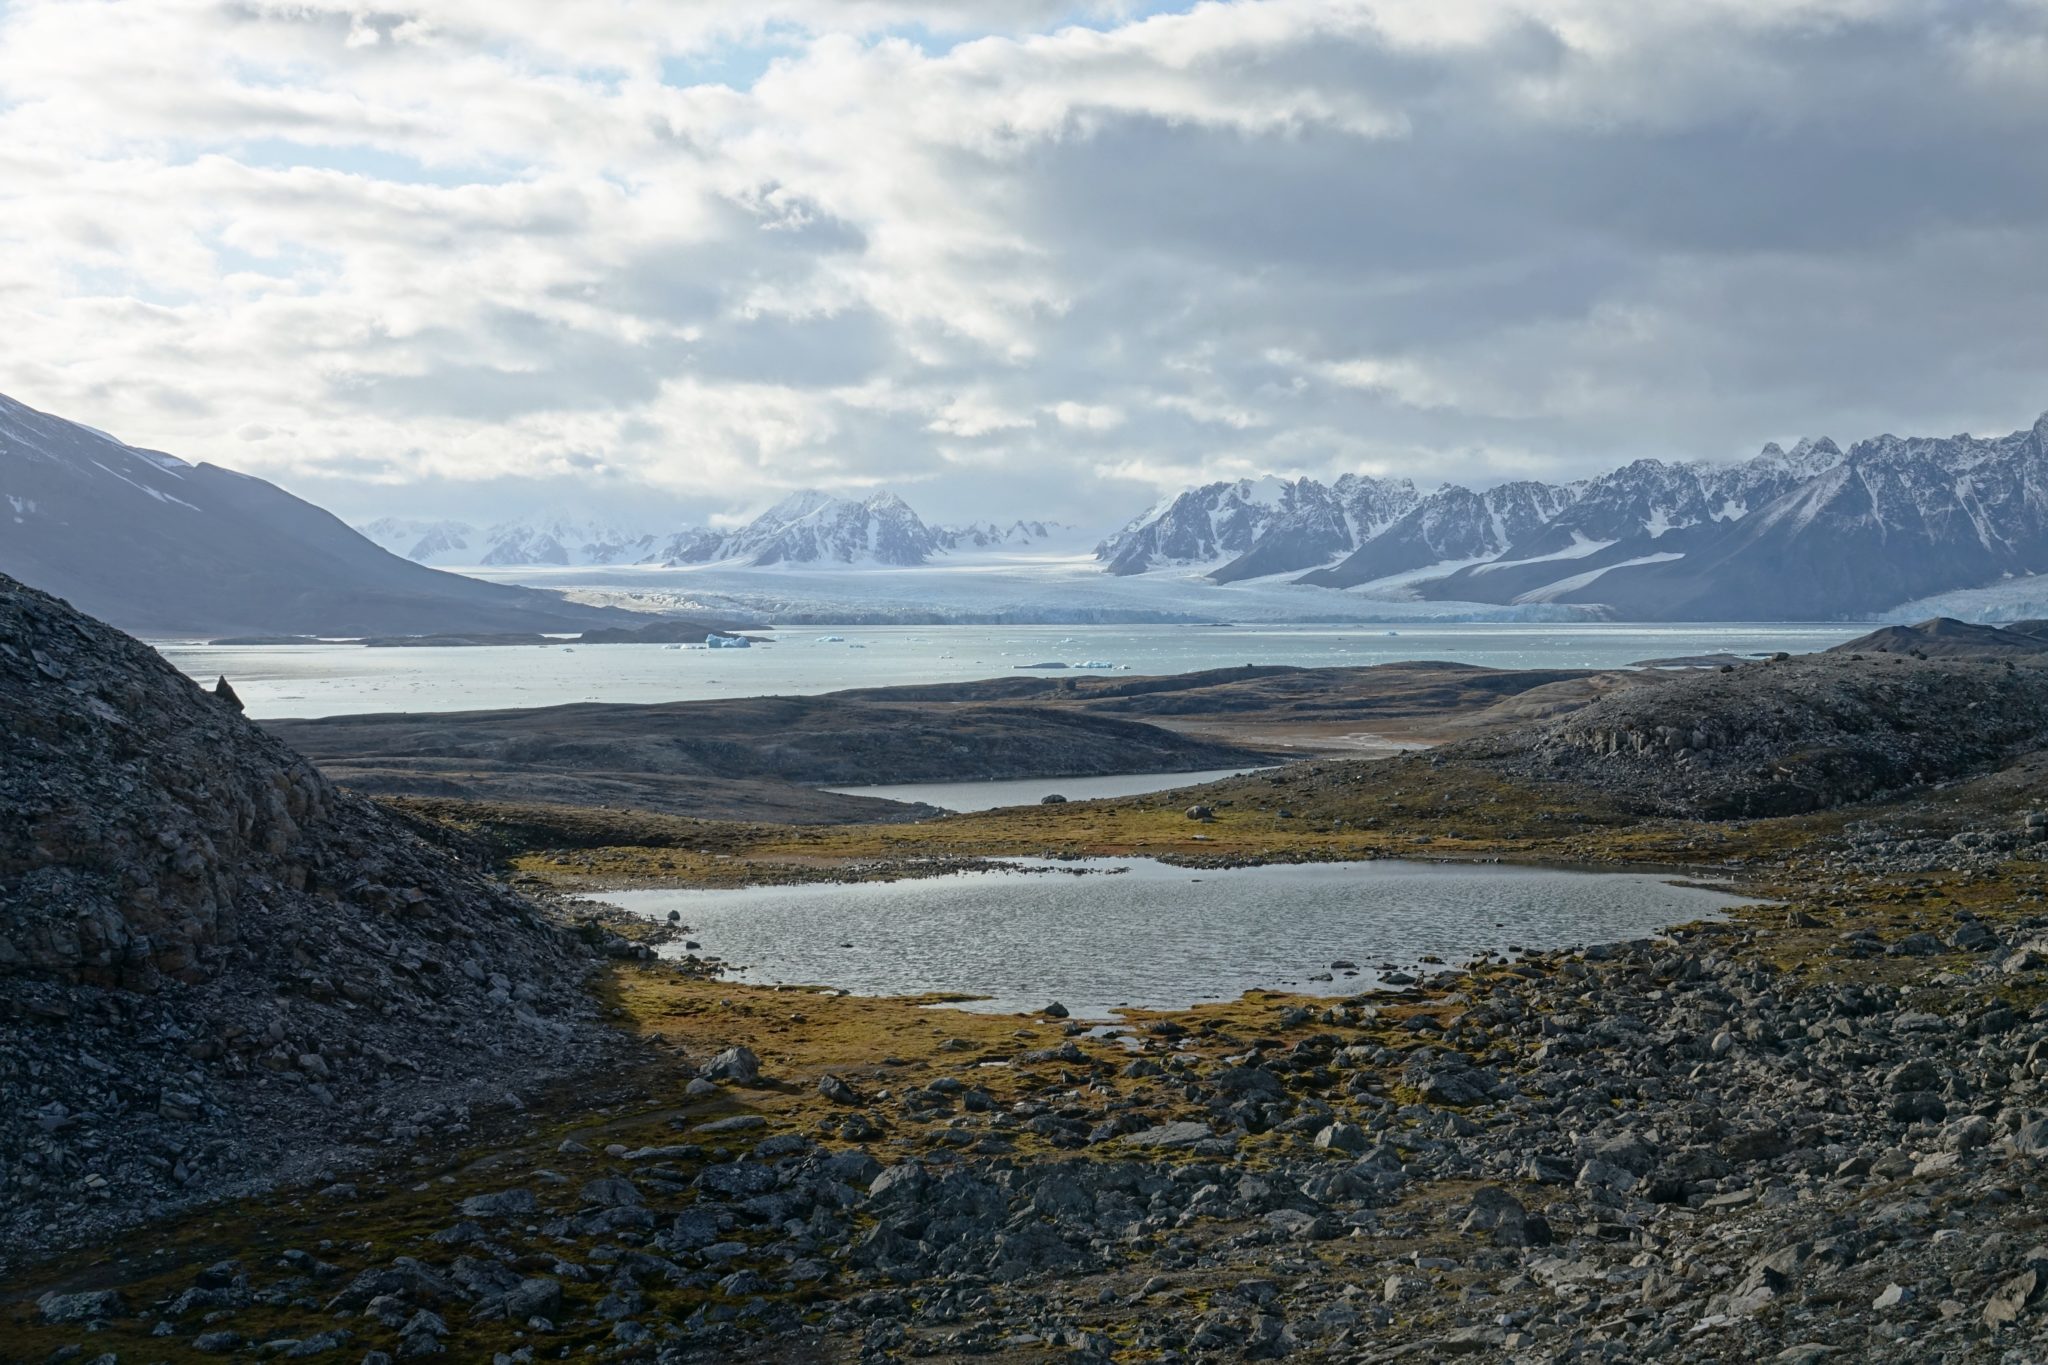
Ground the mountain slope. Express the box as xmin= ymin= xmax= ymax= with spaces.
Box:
xmin=0 ymin=393 xmax=641 ymax=638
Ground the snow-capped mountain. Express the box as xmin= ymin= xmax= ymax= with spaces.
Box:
xmin=356 ymin=515 xmax=655 ymax=567
xmin=1206 ymin=474 xmax=1422 ymax=584
xmin=1483 ymin=442 xmax=1849 ymax=565
xmin=649 ymin=490 xmax=946 ymax=568
xmin=356 ymin=517 xmax=479 ymax=563
xmin=1097 ymin=417 xmax=2015 ymax=617
xmin=0 ymin=392 xmax=631 ymax=638
xmin=476 ymin=518 xmax=656 ymax=567
xmin=936 ymin=519 xmax=1071 ymax=551
xmin=1097 ymin=474 xmax=1420 ymax=578
xmin=1298 ymin=479 xmax=1581 ymax=589
xmin=1097 ymin=477 xmax=1295 ymax=575
xmin=1412 ymin=416 xmax=2048 ymax=617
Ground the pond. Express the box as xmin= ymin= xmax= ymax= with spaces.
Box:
xmin=820 ymin=767 xmax=1271 ymax=812
xmin=602 ymin=858 xmax=1753 ymax=1018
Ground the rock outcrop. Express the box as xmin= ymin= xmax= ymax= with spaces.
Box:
xmin=1471 ymin=652 xmax=2048 ymax=818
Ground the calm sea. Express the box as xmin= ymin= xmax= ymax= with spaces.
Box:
xmin=158 ymin=621 xmax=1862 ymax=719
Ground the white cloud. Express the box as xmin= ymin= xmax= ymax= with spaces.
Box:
xmin=1049 ymin=401 xmax=1125 ymax=431
xmin=3 ymin=0 xmax=2047 ymax=530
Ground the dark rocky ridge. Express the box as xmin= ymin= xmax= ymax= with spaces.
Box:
xmin=1827 ymin=616 xmax=2048 ymax=659
xmin=1466 ymin=651 xmax=2048 ymax=819
xmin=263 ymin=695 xmax=1277 ymax=818
xmin=0 ymin=573 xmax=609 ymax=1269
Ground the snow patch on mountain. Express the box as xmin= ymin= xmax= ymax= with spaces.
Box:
xmin=1469 ymin=534 xmax=1615 ymax=575
xmin=1514 ymin=552 xmax=1686 ymax=604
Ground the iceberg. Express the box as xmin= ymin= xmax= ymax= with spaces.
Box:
xmin=706 ymin=633 xmax=751 ymax=649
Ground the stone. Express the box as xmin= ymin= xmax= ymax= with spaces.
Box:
xmin=1313 ymin=1122 xmax=1367 ymax=1154
xmin=2008 ymin=1117 xmax=2048 ymax=1156
xmin=579 ymin=1176 xmax=642 ymax=1208
xmin=694 ymin=1114 xmax=767 ymax=1134
xmin=37 ymin=1289 xmax=126 ymax=1323
xmin=1042 ymin=1001 xmax=1070 ymax=1018
xmin=1120 ymin=1121 xmax=1218 ymax=1150
xmin=457 ymin=1188 xmax=536 ymax=1219
xmin=1575 ymin=1158 xmax=1638 ymax=1196
xmin=704 ymin=1046 xmax=761 ymax=1083
xmin=818 ymin=1074 xmax=860 ymax=1104
xmin=1458 ymin=1186 xmax=1552 ymax=1248
xmin=504 ymin=1277 xmax=563 ymax=1322
xmin=1985 ymin=1268 xmax=2040 ymax=1327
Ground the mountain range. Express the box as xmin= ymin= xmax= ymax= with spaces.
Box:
xmin=355 ymin=516 xmax=658 ymax=568
xmin=361 ymin=496 xmax=1071 ymax=570
xmin=0 ymin=392 xmax=636 ymax=639
xmin=1100 ymin=415 xmax=2048 ymax=619
xmin=11 ymin=382 xmax=2048 ymax=630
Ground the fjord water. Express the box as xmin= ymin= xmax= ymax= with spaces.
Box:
xmin=604 ymin=859 xmax=1753 ymax=1018
xmin=160 ymin=621 xmax=1862 ymax=718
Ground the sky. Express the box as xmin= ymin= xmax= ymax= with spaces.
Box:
xmin=4 ymin=0 xmax=2048 ymax=533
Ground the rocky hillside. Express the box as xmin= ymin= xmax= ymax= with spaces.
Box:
xmin=1469 ymin=652 xmax=2048 ymax=818
xmin=0 ymin=574 xmax=607 ymax=1268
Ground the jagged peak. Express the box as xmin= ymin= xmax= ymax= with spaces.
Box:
xmin=757 ymin=488 xmax=842 ymax=524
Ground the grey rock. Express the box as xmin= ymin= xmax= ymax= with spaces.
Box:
xmin=458 ymin=1188 xmax=537 ymax=1219
xmin=36 ymin=1289 xmax=126 ymax=1323
xmin=703 ymin=1046 xmax=761 ymax=1083
xmin=1313 ymin=1122 xmax=1367 ymax=1154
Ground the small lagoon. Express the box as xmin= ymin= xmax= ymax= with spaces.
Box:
xmin=603 ymin=858 xmax=1754 ymax=1018
xmin=821 ymin=767 xmax=1268 ymax=812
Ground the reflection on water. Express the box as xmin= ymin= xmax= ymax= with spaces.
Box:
xmin=603 ymin=858 xmax=1752 ymax=1018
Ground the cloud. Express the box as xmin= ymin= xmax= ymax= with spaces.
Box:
xmin=3 ymin=0 xmax=2048 ymax=531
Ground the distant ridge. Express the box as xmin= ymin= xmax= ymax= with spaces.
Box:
xmin=1827 ymin=617 xmax=2048 ymax=659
